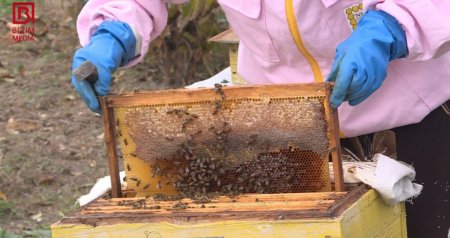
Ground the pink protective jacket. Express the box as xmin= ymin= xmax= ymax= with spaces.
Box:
xmin=77 ymin=0 xmax=450 ymax=137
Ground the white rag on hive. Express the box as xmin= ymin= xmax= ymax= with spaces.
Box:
xmin=330 ymin=153 xmax=423 ymax=205
xmin=77 ymin=171 xmax=126 ymax=206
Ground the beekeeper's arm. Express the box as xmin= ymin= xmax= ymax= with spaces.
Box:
xmin=327 ymin=1 xmax=450 ymax=108
xmin=71 ymin=0 xmax=188 ymax=113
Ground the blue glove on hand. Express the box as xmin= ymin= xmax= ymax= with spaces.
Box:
xmin=72 ymin=21 xmax=137 ymax=113
xmin=326 ymin=10 xmax=408 ymax=108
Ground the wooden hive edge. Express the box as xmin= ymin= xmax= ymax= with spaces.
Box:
xmin=104 ymin=83 xmax=331 ymax=107
xmin=59 ymin=184 xmax=368 ymax=227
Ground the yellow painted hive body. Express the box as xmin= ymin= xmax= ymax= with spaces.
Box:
xmin=52 ymin=187 xmax=407 ymax=238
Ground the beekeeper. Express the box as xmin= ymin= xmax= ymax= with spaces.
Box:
xmin=71 ymin=1 xmax=450 ymax=237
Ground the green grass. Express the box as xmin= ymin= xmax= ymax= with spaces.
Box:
xmin=0 ymin=200 xmax=12 ymax=216
xmin=0 ymin=0 xmax=13 ymax=18
xmin=0 ymin=228 xmax=20 ymax=238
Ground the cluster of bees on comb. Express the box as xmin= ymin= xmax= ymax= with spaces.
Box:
xmin=119 ymin=84 xmax=306 ymax=199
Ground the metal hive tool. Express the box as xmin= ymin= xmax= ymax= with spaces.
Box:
xmin=100 ymin=83 xmax=344 ymax=198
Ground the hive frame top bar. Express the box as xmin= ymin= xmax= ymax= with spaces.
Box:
xmin=103 ymin=83 xmax=332 ymax=107
xmin=100 ymin=82 xmax=345 ymax=197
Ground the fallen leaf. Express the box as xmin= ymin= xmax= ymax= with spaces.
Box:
xmin=62 ymin=168 xmax=83 ymax=177
xmin=5 ymin=118 xmax=40 ymax=134
xmin=38 ymin=175 xmax=55 ymax=185
xmin=0 ymin=192 xmax=7 ymax=201
xmin=3 ymin=78 xmax=16 ymax=83
xmin=46 ymin=33 xmax=56 ymax=40
xmin=63 ymin=17 xmax=73 ymax=25
xmin=38 ymin=113 xmax=48 ymax=119
xmin=70 ymin=170 xmax=83 ymax=177
xmin=65 ymin=95 xmax=76 ymax=101
xmin=31 ymin=212 xmax=43 ymax=222
xmin=0 ymin=69 xmax=14 ymax=79
xmin=58 ymin=143 xmax=66 ymax=151
xmin=96 ymin=133 xmax=104 ymax=140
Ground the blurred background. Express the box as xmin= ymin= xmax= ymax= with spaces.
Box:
xmin=0 ymin=0 xmax=228 ymax=236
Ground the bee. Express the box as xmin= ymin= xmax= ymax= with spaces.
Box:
xmin=116 ymin=119 xmax=120 ymax=126
xmin=156 ymin=181 xmax=162 ymax=190
xmin=118 ymin=129 xmax=123 ymax=137
xmin=181 ymin=117 xmax=194 ymax=130
xmin=165 ymin=136 xmax=174 ymax=141
xmin=129 ymin=177 xmax=138 ymax=182
xmin=126 ymin=163 xmax=131 ymax=171
xmin=222 ymin=122 xmax=231 ymax=133
xmin=130 ymin=152 xmax=137 ymax=157
xmin=143 ymin=184 xmax=150 ymax=190
xmin=152 ymin=165 xmax=161 ymax=177
xmin=136 ymin=179 xmax=141 ymax=187
xmin=213 ymin=83 xmax=226 ymax=100
xmin=255 ymin=198 xmax=259 ymax=202
xmin=212 ymin=101 xmax=222 ymax=115
xmin=123 ymin=138 xmax=128 ymax=146
xmin=175 ymin=109 xmax=189 ymax=118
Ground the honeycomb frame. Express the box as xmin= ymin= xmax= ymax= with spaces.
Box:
xmin=100 ymin=83 xmax=344 ymax=198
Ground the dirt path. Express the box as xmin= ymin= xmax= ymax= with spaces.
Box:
xmin=0 ymin=9 xmax=161 ymax=235
xmin=0 ymin=20 xmax=111 ymax=236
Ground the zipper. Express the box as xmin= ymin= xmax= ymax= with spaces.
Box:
xmin=285 ymin=0 xmax=323 ymax=82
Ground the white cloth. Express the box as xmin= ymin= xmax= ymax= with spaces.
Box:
xmin=185 ymin=67 xmax=233 ymax=89
xmin=331 ymin=154 xmax=423 ymax=205
xmin=77 ymin=171 xmax=126 ymax=206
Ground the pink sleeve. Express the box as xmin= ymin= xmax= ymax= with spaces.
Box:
xmin=76 ymin=0 xmax=189 ymax=67
xmin=364 ymin=0 xmax=450 ymax=61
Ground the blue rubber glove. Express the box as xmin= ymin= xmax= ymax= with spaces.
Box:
xmin=72 ymin=21 xmax=137 ymax=113
xmin=326 ymin=10 xmax=408 ymax=108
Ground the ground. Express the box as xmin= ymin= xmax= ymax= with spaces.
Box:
xmin=0 ymin=1 xmax=227 ymax=236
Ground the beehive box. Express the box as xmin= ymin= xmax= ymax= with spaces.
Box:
xmin=51 ymin=185 xmax=407 ymax=237
xmin=209 ymin=29 xmax=246 ymax=85
xmin=52 ymin=83 xmax=407 ymax=237
xmin=99 ymin=83 xmax=344 ymax=198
